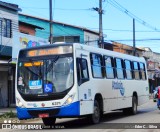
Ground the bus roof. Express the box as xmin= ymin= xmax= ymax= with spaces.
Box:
xmin=73 ymin=43 xmax=146 ymax=63
xmin=19 ymin=43 xmax=145 ymax=63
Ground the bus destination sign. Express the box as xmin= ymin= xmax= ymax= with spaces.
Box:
xmin=26 ymin=46 xmax=72 ymax=57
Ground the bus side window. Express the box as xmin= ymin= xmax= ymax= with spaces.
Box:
xmin=115 ymin=58 xmax=124 ymax=79
xmin=140 ymin=62 xmax=146 ymax=80
xmin=133 ymin=61 xmax=140 ymax=80
xmin=76 ymin=58 xmax=89 ymax=86
xmin=104 ymin=56 xmax=115 ymax=79
xmin=124 ymin=60 xmax=132 ymax=80
xmin=90 ymin=53 xmax=103 ymax=78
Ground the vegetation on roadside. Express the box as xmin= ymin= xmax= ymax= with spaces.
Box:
xmin=0 ymin=110 xmax=17 ymax=119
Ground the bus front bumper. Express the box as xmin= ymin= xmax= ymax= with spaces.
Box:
xmin=16 ymin=101 xmax=80 ymax=120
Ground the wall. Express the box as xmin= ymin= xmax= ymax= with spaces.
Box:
xmin=0 ymin=7 xmax=18 ymax=48
xmin=12 ymin=32 xmax=49 ymax=58
xmin=19 ymin=24 xmax=35 ymax=35
xmin=0 ymin=71 xmax=8 ymax=107
xmin=84 ymin=31 xmax=99 ymax=47
xmin=0 ymin=4 xmax=19 ymax=108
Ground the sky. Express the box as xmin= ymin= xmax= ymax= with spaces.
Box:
xmin=2 ymin=0 xmax=160 ymax=52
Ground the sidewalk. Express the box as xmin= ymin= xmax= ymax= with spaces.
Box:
xmin=0 ymin=107 xmax=16 ymax=116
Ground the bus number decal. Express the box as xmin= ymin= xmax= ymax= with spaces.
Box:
xmin=29 ymin=80 xmax=42 ymax=89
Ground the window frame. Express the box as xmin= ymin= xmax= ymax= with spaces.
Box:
xmin=115 ymin=58 xmax=125 ymax=79
xmin=133 ymin=61 xmax=140 ymax=80
xmin=3 ymin=19 xmax=12 ymax=38
xmin=124 ymin=59 xmax=133 ymax=80
xmin=103 ymin=55 xmax=115 ymax=79
xmin=139 ymin=62 xmax=147 ymax=80
xmin=76 ymin=58 xmax=89 ymax=86
xmin=90 ymin=53 xmax=103 ymax=78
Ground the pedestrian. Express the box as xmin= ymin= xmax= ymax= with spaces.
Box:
xmin=153 ymin=67 xmax=160 ymax=87
xmin=157 ymin=86 xmax=160 ymax=109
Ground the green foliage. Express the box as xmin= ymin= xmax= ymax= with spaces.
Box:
xmin=0 ymin=110 xmax=17 ymax=119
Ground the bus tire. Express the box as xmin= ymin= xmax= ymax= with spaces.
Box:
xmin=129 ymin=96 xmax=138 ymax=115
xmin=88 ymin=100 xmax=100 ymax=124
xmin=123 ymin=96 xmax=137 ymax=115
xmin=42 ymin=117 xmax=56 ymax=126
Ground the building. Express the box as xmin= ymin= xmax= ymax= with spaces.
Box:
xmin=19 ymin=21 xmax=44 ymax=35
xmin=112 ymin=41 xmax=144 ymax=57
xmin=0 ymin=1 xmax=21 ymax=107
xmin=141 ymin=47 xmax=160 ymax=92
xmin=19 ymin=14 xmax=99 ymax=47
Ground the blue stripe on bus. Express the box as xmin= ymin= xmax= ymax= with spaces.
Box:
xmin=16 ymin=107 xmax=33 ymax=119
xmin=16 ymin=101 xmax=80 ymax=119
xmin=57 ymin=101 xmax=80 ymax=116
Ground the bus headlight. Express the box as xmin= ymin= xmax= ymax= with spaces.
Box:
xmin=16 ymin=98 xmax=25 ymax=108
xmin=63 ymin=94 xmax=75 ymax=106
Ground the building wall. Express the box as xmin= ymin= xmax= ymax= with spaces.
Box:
xmin=0 ymin=5 xmax=19 ymax=108
xmin=0 ymin=6 xmax=18 ymax=48
xmin=19 ymin=15 xmax=85 ymax=43
xmin=0 ymin=70 xmax=8 ymax=107
xmin=19 ymin=24 xmax=35 ymax=35
xmin=84 ymin=31 xmax=99 ymax=47
xmin=112 ymin=42 xmax=143 ymax=57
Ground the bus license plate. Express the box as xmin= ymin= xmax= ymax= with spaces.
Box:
xmin=38 ymin=113 xmax=49 ymax=118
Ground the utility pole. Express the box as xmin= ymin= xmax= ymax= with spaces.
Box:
xmin=99 ymin=0 xmax=103 ymax=48
xmin=133 ymin=19 xmax=136 ymax=56
xmin=49 ymin=0 xmax=53 ymax=44
xmin=93 ymin=0 xmax=104 ymax=48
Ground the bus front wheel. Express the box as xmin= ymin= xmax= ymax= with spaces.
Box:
xmin=88 ymin=100 xmax=100 ymax=124
xmin=42 ymin=117 xmax=56 ymax=126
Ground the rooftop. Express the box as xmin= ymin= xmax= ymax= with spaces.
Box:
xmin=19 ymin=13 xmax=99 ymax=35
xmin=0 ymin=1 xmax=21 ymax=11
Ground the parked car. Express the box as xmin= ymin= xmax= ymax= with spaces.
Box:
xmin=153 ymin=87 xmax=158 ymax=102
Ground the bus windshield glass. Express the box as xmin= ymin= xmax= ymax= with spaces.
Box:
xmin=17 ymin=55 xmax=74 ymax=95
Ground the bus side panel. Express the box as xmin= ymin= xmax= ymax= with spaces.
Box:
xmin=138 ymin=81 xmax=150 ymax=105
xmin=117 ymin=80 xmax=149 ymax=109
xmin=102 ymin=80 xmax=118 ymax=111
xmin=79 ymin=100 xmax=94 ymax=115
xmin=116 ymin=80 xmax=133 ymax=109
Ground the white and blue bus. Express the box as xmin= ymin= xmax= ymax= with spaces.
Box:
xmin=16 ymin=43 xmax=149 ymax=125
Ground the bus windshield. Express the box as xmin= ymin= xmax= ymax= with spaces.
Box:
xmin=17 ymin=56 xmax=74 ymax=95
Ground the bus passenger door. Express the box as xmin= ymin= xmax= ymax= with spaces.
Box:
xmin=76 ymin=49 xmax=93 ymax=115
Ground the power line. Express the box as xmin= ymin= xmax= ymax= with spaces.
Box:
xmin=107 ymin=0 xmax=160 ymax=31
xmin=87 ymin=28 xmax=160 ymax=32
xmin=106 ymin=38 xmax=160 ymax=42
xmin=21 ymin=7 xmax=91 ymax=11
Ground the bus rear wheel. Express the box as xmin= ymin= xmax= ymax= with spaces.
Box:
xmin=130 ymin=96 xmax=137 ymax=115
xmin=123 ymin=96 xmax=137 ymax=115
xmin=88 ymin=100 xmax=100 ymax=124
xmin=42 ymin=117 xmax=56 ymax=126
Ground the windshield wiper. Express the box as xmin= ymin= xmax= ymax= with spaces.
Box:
xmin=46 ymin=56 xmax=59 ymax=73
xmin=27 ymin=59 xmax=43 ymax=78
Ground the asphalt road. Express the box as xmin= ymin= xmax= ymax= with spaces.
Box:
xmin=1 ymin=99 xmax=160 ymax=131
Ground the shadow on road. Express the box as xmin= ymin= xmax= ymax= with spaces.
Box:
xmin=54 ymin=111 xmax=132 ymax=129
xmin=54 ymin=106 xmax=158 ymax=129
